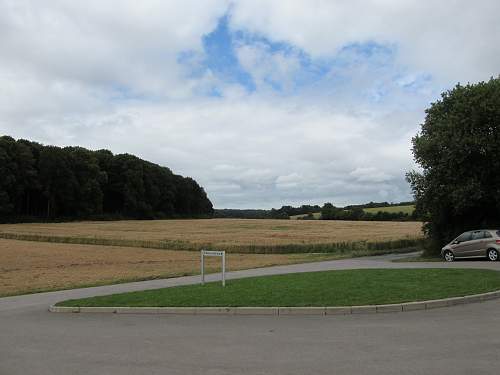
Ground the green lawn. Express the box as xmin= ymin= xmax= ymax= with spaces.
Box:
xmin=57 ymin=269 xmax=500 ymax=308
xmin=363 ymin=205 xmax=415 ymax=214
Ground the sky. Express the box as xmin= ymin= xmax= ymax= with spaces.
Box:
xmin=1 ymin=1 xmax=499 ymax=209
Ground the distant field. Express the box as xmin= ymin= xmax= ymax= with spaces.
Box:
xmin=0 ymin=238 xmax=341 ymax=297
xmin=289 ymin=212 xmax=322 ymax=220
xmin=0 ymin=219 xmax=423 ymax=254
xmin=363 ymin=205 xmax=415 ymax=215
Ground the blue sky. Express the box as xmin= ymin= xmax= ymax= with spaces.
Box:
xmin=194 ymin=16 xmax=416 ymax=98
xmin=1 ymin=1 xmax=498 ymax=208
xmin=181 ymin=14 xmax=438 ymax=113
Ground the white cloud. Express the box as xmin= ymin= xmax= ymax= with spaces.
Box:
xmin=350 ymin=167 xmax=393 ymax=183
xmin=0 ymin=0 xmax=229 ymax=99
xmin=0 ymin=1 xmax=497 ymax=208
xmin=236 ymin=42 xmax=301 ymax=91
xmin=276 ymin=173 xmax=302 ymax=189
xmin=230 ymin=0 xmax=500 ymax=83
xmin=2 ymin=96 xmax=418 ymax=208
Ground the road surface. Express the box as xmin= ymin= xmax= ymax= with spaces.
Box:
xmin=2 ymin=252 xmax=500 ymax=374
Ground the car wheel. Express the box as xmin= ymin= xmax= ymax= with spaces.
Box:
xmin=443 ymin=250 xmax=455 ymax=262
xmin=487 ymin=249 xmax=499 ymax=261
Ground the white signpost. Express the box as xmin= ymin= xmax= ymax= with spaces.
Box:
xmin=200 ymin=250 xmax=226 ymax=286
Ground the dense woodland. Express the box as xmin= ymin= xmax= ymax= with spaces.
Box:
xmin=0 ymin=136 xmax=213 ymax=222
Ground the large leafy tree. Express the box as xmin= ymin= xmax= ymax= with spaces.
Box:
xmin=407 ymin=77 xmax=500 ymax=253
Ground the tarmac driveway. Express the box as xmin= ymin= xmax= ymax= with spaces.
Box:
xmin=2 ymin=252 xmax=500 ymax=375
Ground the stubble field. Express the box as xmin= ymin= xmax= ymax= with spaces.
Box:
xmin=0 ymin=239 xmax=340 ymax=297
xmin=0 ymin=218 xmax=423 ymax=253
xmin=0 ymin=219 xmax=423 ymax=296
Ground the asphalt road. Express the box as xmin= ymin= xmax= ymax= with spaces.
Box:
xmin=2 ymin=253 xmax=500 ymax=375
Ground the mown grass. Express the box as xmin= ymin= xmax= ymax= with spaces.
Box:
xmin=58 ymin=268 xmax=500 ymax=307
xmin=0 ymin=231 xmax=423 ymax=254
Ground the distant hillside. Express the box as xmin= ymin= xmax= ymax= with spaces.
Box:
xmin=344 ymin=201 xmax=415 ymax=211
xmin=215 ymin=205 xmax=321 ymax=220
xmin=321 ymin=201 xmax=417 ymax=221
xmin=0 ymin=136 xmax=213 ymax=222
xmin=216 ymin=202 xmax=417 ymax=222
xmin=363 ymin=204 xmax=415 ymax=215
xmin=290 ymin=212 xmax=321 ymax=220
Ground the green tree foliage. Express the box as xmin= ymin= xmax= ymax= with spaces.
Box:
xmin=321 ymin=203 xmax=413 ymax=221
xmin=0 ymin=136 xmax=213 ymax=222
xmin=407 ymin=77 xmax=500 ymax=253
xmin=215 ymin=202 xmax=414 ymax=221
xmin=214 ymin=205 xmax=322 ymax=219
xmin=213 ymin=209 xmax=274 ymax=219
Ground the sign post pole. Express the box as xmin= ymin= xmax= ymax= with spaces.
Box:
xmin=200 ymin=250 xmax=226 ymax=287
xmin=222 ymin=251 xmax=225 ymax=287
xmin=201 ymin=250 xmax=205 ymax=285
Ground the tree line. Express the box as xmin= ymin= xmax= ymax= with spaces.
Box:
xmin=214 ymin=205 xmax=322 ymax=220
xmin=320 ymin=203 xmax=417 ymax=221
xmin=0 ymin=136 xmax=213 ymax=222
xmin=407 ymin=77 xmax=500 ymax=254
xmin=215 ymin=203 xmax=416 ymax=221
xmin=344 ymin=201 xmax=415 ymax=210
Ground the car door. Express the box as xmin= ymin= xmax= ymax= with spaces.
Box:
xmin=451 ymin=232 xmax=473 ymax=257
xmin=467 ymin=231 xmax=486 ymax=256
xmin=479 ymin=230 xmax=495 ymax=256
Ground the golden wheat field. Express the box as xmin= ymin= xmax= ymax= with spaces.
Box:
xmin=0 ymin=238 xmax=343 ymax=297
xmin=0 ymin=218 xmax=423 ymax=251
xmin=0 ymin=219 xmax=423 ymax=296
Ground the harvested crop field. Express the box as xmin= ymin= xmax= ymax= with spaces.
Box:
xmin=0 ymin=219 xmax=423 ymax=253
xmin=0 ymin=239 xmax=341 ymax=297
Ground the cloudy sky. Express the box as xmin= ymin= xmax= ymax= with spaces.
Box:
xmin=1 ymin=1 xmax=499 ymax=208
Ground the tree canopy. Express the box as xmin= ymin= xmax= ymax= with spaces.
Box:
xmin=407 ymin=77 xmax=500 ymax=253
xmin=0 ymin=136 xmax=213 ymax=222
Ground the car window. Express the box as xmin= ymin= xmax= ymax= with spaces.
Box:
xmin=456 ymin=232 xmax=472 ymax=242
xmin=472 ymin=231 xmax=485 ymax=240
xmin=484 ymin=231 xmax=493 ymax=238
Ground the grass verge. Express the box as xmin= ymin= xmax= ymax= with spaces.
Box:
xmin=57 ymin=268 xmax=500 ymax=308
